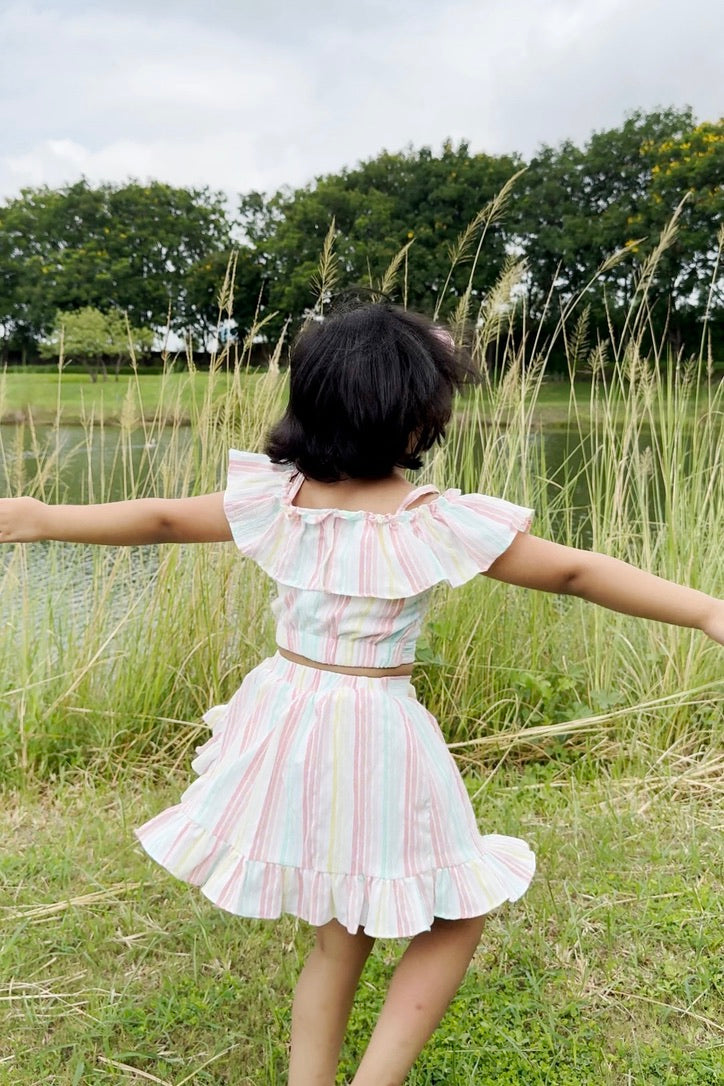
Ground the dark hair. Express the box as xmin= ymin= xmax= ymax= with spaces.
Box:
xmin=265 ymin=298 xmax=479 ymax=481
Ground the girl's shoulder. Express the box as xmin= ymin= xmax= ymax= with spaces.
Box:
xmin=222 ymin=449 xmax=533 ymax=597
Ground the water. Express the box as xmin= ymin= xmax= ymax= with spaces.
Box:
xmin=0 ymin=426 xmax=193 ymax=640
xmin=0 ymin=419 xmax=664 ymax=612
xmin=0 ymin=424 xmax=189 ymax=504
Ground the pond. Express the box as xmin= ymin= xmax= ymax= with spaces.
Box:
xmin=0 ymin=418 xmax=668 ymax=616
xmin=0 ymin=422 xmax=602 ymax=498
xmin=0 ymin=424 xmax=191 ymax=504
xmin=0 ymin=426 xmax=194 ymax=635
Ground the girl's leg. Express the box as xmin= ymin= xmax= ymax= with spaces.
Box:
xmin=289 ymin=918 xmax=375 ymax=1086
xmin=351 ymin=915 xmax=485 ymax=1086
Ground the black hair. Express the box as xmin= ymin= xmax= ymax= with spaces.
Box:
xmin=265 ymin=296 xmax=479 ymax=481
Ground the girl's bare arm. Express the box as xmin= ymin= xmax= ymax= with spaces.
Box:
xmin=486 ymin=532 xmax=724 ymax=645
xmin=0 ymin=493 xmax=232 ymax=545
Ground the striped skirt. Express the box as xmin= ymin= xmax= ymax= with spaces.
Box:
xmin=134 ymin=652 xmax=535 ymax=938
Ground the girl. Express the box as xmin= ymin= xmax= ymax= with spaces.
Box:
xmin=1 ymin=300 xmax=722 ymax=1086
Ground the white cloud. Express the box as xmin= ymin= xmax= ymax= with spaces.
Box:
xmin=3 ymin=133 xmax=308 ymax=196
xmin=0 ymin=0 xmax=721 ymax=201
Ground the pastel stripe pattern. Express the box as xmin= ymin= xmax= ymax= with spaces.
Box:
xmin=133 ymin=449 xmax=537 ymax=938
xmin=223 ymin=450 xmax=533 ymax=599
xmin=135 ymin=654 xmax=536 ymax=938
xmin=223 ymin=450 xmax=533 ymax=668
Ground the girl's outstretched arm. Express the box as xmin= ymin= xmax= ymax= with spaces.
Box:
xmin=485 ymin=533 xmax=724 ymax=646
xmin=0 ymin=493 xmax=232 ymax=546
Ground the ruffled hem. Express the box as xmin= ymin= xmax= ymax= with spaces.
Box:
xmin=134 ymin=807 xmax=535 ymax=938
xmin=223 ymin=450 xmax=533 ymax=598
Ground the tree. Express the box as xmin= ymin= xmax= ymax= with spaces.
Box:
xmin=513 ymin=108 xmax=723 ymax=347
xmin=239 ymin=141 xmax=521 ymax=339
xmin=40 ymin=307 xmax=154 ymax=381
xmin=182 ymin=247 xmax=266 ymax=346
xmin=643 ymin=118 xmax=724 ymax=338
xmin=105 ymin=181 xmax=232 ymax=336
xmin=0 ymin=180 xmax=233 ymax=353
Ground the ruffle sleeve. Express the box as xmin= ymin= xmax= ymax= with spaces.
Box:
xmin=223 ymin=449 xmax=533 ymax=598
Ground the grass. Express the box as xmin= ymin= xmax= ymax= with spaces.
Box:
xmin=0 ymin=345 xmax=721 ymax=777
xmin=1 ymin=763 xmax=722 ymax=1085
xmin=0 ymin=370 xmax=267 ymax=427
xmin=1 ymin=210 xmax=723 ymax=1082
xmin=1 ymin=368 xmax=583 ymax=427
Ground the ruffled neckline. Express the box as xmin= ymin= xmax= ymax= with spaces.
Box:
xmin=223 ymin=449 xmax=533 ymax=597
xmin=281 ymin=470 xmax=453 ymax=524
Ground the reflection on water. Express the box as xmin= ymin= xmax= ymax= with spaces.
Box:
xmin=0 ymin=426 xmax=193 ymax=637
xmin=0 ymin=424 xmax=189 ymax=504
xmin=0 ymin=419 xmax=673 ymax=622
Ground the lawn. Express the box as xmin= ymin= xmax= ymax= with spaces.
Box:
xmin=0 ymin=371 xmax=230 ymax=426
xmin=2 ymin=761 xmax=722 ymax=1085
xmin=0 ymin=369 xmax=588 ymax=428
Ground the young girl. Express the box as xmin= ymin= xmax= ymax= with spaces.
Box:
xmin=1 ymin=300 xmax=722 ymax=1086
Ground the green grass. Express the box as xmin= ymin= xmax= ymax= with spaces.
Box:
xmin=0 ymin=368 xmax=630 ymax=427
xmin=0 ymin=334 xmax=722 ymax=780
xmin=2 ymin=763 xmax=722 ymax=1085
xmin=1 ymin=216 xmax=723 ymax=1083
xmin=0 ymin=370 xmax=260 ymax=426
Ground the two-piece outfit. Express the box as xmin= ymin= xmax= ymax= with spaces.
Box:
xmin=135 ymin=450 xmax=536 ymax=939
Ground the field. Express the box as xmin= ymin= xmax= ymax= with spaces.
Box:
xmin=1 ymin=368 xmax=581 ymax=427
xmin=2 ymin=764 xmax=723 ymax=1085
xmin=2 ymin=240 xmax=723 ymax=1082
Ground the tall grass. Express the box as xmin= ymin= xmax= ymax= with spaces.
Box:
xmin=1 ymin=217 xmax=722 ymax=788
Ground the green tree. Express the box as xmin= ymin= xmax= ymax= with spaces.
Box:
xmin=105 ymin=181 xmax=232 ymax=337
xmin=40 ymin=307 xmax=154 ymax=381
xmin=183 ymin=247 xmax=266 ymax=346
xmin=0 ymin=180 xmax=233 ymax=353
xmin=642 ymin=118 xmax=724 ymax=341
xmin=239 ymin=141 xmax=521 ymax=338
xmin=514 ymin=108 xmax=722 ymax=347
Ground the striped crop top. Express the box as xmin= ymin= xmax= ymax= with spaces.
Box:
xmin=223 ymin=450 xmax=533 ymax=668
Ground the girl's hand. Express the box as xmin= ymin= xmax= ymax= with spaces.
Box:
xmin=701 ymin=600 xmax=724 ymax=646
xmin=0 ymin=497 xmax=48 ymax=543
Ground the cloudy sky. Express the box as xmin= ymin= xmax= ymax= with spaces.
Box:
xmin=1 ymin=0 xmax=721 ymax=201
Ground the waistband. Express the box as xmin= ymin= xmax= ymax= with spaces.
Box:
xmin=263 ymin=651 xmax=417 ymax=698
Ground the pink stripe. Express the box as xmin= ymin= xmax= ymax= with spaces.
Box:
xmin=400 ymin=712 xmax=416 ymax=877
xmin=388 ymin=523 xmax=421 ymax=591
xmin=427 ymin=754 xmax=446 ymax=869
xmin=212 ymin=681 xmax=279 ymax=835
xmin=462 ymin=495 xmax=529 ymax=531
xmin=300 ymin=669 xmax=324 ymax=870
xmin=356 ymin=688 xmax=369 ymax=876
xmin=350 ymin=693 xmax=362 ymax=875
xmin=325 ymin=593 xmax=348 ymax=662
xmin=146 ymin=806 xmax=189 ymax=857
xmin=397 ymin=485 xmax=439 ymax=512
xmin=213 ymin=739 xmax=266 ymax=839
xmin=249 ymin=700 xmax=306 ymax=859
xmin=360 ymin=690 xmax=372 ymax=876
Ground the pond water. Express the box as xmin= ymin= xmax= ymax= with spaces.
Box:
xmin=0 ymin=423 xmax=597 ymax=500
xmin=0 ymin=419 xmax=663 ymax=616
xmin=0 ymin=426 xmax=193 ymax=635
xmin=0 ymin=424 xmax=191 ymax=504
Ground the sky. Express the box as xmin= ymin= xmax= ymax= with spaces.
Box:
xmin=0 ymin=0 xmax=722 ymax=201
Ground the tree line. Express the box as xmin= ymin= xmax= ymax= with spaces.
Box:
xmin=0 ymin=107 xmax=721 ymax=366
